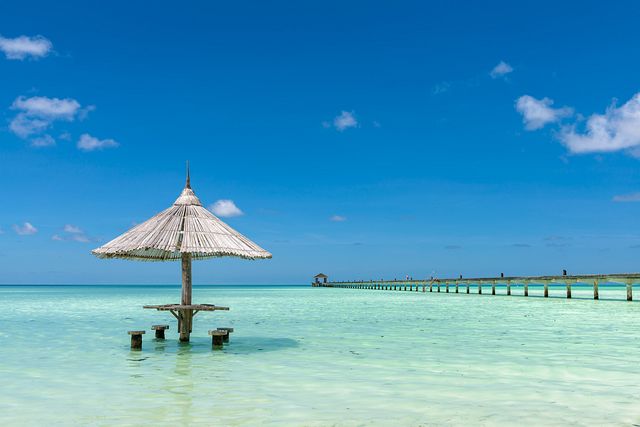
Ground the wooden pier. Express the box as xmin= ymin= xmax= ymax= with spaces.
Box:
xmin=312 ymin=272 xmax=640 ymax=301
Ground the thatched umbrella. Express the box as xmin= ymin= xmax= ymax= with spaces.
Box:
xmin=92 ymin=166 xmax=271 ymax=341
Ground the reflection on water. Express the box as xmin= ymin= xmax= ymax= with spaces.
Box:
xmin=227 ymin=337 xmax=299 ymax=354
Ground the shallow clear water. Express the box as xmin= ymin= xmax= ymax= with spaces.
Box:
xmin=1 ymin=284 xmax=639 ymax=426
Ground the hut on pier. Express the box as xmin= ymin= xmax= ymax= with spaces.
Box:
xmin=92 ymin=164 xmax=272 ymax=341
xmin=314 ymin=273 xmax=328 ymax=284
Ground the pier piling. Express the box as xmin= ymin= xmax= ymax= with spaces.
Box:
xmin=217 ymin=327 xmax=234 ymax=342
xmin=151 ymin=324 xmax=169 ymax=339
xmin=128 ymin=330 xmax=145 ymax=350
xmin=209 ymin=330 xmax=227 ymax=348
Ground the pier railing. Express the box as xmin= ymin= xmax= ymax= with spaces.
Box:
xmin=312 ymin=273 xmax=640 ymax=301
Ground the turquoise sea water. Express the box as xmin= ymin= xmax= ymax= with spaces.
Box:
xmin=1 ymin=284 xmax=639 ymax=426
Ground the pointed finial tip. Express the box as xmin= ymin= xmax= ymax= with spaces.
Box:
xmin=185 ymin=161 xmax=191 ymax=188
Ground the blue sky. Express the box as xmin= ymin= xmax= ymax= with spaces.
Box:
xmin=2 ymin=1 xmax=640 ymax=284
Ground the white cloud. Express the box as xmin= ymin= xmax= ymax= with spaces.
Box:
xmin=30 ymin=134 xmax=55 ymax=147
xmin=14 ymin=222 xmax=37 ymax=235
xmin=490 ymin=61 xmax=513 ymax=79
xmin=559 ymin=93 xmax=640 ymax=154
xmin=12 ymin=96 xmax=80 ymax=120
xmin=209 ymin=200 xmax=244 ymax=217
xmin=51 ymin=234 xmax=64 ymax=241
xmin=64 ymin=224 xmax=82 ymax=233
xmin=332 ymin=111 xmax=358 ymax=131
xmin=77 ymin=133 xmax=119 ymax=152
xmin=515 ymin=95 xmax=573 ymax=130
xmin=9 ymin=95 xmax=85 ymax=140
xmin=9 ymin=114 xmax=50 ymax=138
xmin=330 ymin=215 xmax=347 ymax=222
xmin=0 ymin=35 xmax=52 ymax=60
xmin=612 ymin=192 xmax=640 ymax=202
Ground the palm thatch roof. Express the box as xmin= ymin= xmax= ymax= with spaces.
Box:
xmin=92 ymin=173 xmax=271 ymax=262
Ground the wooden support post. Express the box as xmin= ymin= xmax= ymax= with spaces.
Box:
xmin=446 ymin=282 xmax=449 ymax=293
xmin=491 ymin=281 xmax=496 ymax=295
xmin=180 ymin=253 xmax=193 ymax=342
xmin=152 ymin=324 xmax=169 ymax=339
xmin=209 ymin=330 xmax=227 ymax=348
xmin=478 ymin=282 xmax=482 ymax=294
xmin=627 ymin=281 xmax=633 ymax=301
xmin=524 ymin=281 xmax=528 ymax=297
xmin=422 ymin=283 xmax=426 ymax=292
xmin=455 ymin=282 xmax=459 ymax=293
xmin=466 ymin=282 xmax=470 ymax=294
xmin=128 ymin=330 xmax=145 ymax=350
xmin=544 ymin=281 xmax=549 ymax=298
xmin=566 ymin=281 xmax=572 ymax=299
xmin=429 ymin=282 xmax=433 ymax=292
xmin=437 ymin=282 xmax=441 ymax=292
xmin=507 ymin=280 xmax=511 ymax=296
xmin=217 ymin=327 xmax=234 ymax=342
xmin=593 ymin=280 xmax=599 ymax=300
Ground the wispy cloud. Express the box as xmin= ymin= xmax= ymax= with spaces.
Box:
xmin=209 ymin=200 xmax=244 ymax=217
xmin=64 ymin=224 xmax=82 ymax=233
xmin=432 ymin=81 xmax=451 ymax=95
xmin=444 ymin=244 xmax=462 ymax=250
xmin=544 ymin=235 xmax=571 ymax=248
xmin=14 ymin=222 xmax=37 ymax=235
xmin=30 ymin=134 xmax=56 ymax=147
xmin=53 ymin=224 xmax=91 ymax=243
xmin=515 ymin=95 xmax=573 ymax=130
xmin=0 ymin=34 xmax=52 ymax=60
xmin=330 ymin=215 xmax=347 ymax=222
xmin=326 ymin=111 xmax=358 ymax=131
xmin=559 ymin=93 xmax=640 ymax=155
xmin=490 ymin=61 xmax=513 ymax=79
xmin=511 ymin=243 xmax=531 ymax=248
xmin=77 ymin=133 xmax=119 ymax=152
xmin=612 ymin=192 xmax=640 ymax=202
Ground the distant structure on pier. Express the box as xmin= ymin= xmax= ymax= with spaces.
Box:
xmin=313 ymin=273 xmax=328 ymax=285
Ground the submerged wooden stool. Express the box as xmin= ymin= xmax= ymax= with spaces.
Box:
xmin=128 ymin=330 xmax=145 ymax=350
xmin=209 ymin=330 xmax=228 ymax=348
xmin=151 ymin=324 xmax=169 ymax=339
xmin=217 ymin=327 xmax=234 ymax=342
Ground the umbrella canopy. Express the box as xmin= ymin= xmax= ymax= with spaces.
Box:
xmin=92 ymin=171 xmax=272 ymax=261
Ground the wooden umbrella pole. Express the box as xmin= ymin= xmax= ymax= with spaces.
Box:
xmin=180 ymin=252 xmax=193 ymax=342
